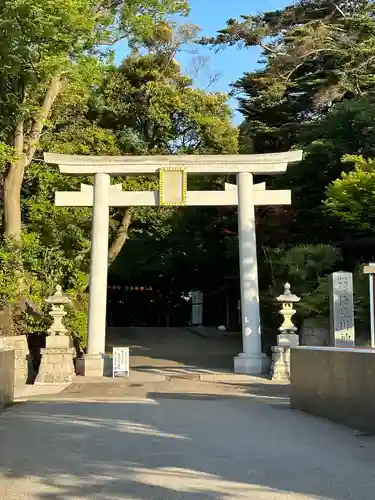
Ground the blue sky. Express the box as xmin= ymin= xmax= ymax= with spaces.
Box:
xmin=115 ymin=0 xmax=290 ymax=123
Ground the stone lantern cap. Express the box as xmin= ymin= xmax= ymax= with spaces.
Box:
xmin=277 ymin=283 xmax=300 ymax=303
xmin=45 ymin=285 xmax=71 ymax=306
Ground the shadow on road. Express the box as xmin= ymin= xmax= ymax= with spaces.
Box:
xmin=1 ymin=397 xmax=375 ymax=499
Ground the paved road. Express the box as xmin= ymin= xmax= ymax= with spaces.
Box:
xmin=106 ymin=327 xmax=242 ymax=371
xmin=1 ymin=387 xmax=375 ymax=500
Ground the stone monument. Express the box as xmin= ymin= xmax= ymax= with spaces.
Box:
xmin=270 ymin=283 xmax=300 ymax=381
xmin=35 ymin=285 xmax=75 ymax=385
xmin=329 ymin=271 xmax=355 ymax=347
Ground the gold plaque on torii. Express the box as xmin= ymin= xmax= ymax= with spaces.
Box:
xmin=159 ymin=167 xmax=187 ymax=206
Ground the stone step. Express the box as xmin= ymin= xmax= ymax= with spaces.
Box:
xmin=131 ymin=366 xmax=255 ymax=383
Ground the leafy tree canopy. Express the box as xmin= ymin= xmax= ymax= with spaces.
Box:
xmin=202 ymin=0 xmax=375 ymax=153
xmin=325 ymin=154 xmax=375 ymax=234
xmin=0 ymin=0 xmax=189 ymax=240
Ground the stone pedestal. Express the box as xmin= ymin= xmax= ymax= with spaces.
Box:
xmin=234 ymin=352 xmax=270 ymax=375
xmin=270 ymin=334 xmax=299 ymax=381
xmin=75 ymin=354 xmax=104 ymax=377
xmin=270 ymin=346 xmax=292 ymax=381
xmin=35 ymin=335 xmax=75 ymax=385
xmin=278 ymin=333 xmax=299 ymax=348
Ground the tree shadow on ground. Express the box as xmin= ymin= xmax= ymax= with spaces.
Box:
xmin=146 ymin=379 xmax=291 ymax=409
xmin=146 ymin=389 xmax=289 ymax=409
xmin=0 ymin=397 xmax=375 ymax=499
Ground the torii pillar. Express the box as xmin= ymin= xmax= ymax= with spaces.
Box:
xmin=44 ymin=151 xmax=302 ymax=377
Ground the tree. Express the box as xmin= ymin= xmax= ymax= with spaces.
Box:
xmin=44 ymin=50 xmax=238 ymax=266
xmin=192 ymin=1 xmax=375 ymax=331
xmin=87 ymin=51 xmax=238 ymax=267
xmin=261 ymin=243 xmax=343 ymax=321
xmin=325 ymin=154 xmax=375 ymax=235
xmin=198 ymin=0 xmax=375 ymax=247
xmin=0 ymin=0 xmax=189 ymax=241
xmin=98 ymin=52 xmax=238 ymax=154
xmin=276 ymin=98 xmax=375 ymax=244
xmin=1 ymin=44 xmax=237 ymax=341
xmin=201 ymin=0 xmax=375 ymax=153
xmin=0 ymin=0 xmax=190 ymax=340
xmin=37 ymin=28 xmax=238 ymax=271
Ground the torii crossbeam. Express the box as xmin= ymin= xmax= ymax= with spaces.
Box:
xmin=44 ymin=151 xmax=303 ymax=377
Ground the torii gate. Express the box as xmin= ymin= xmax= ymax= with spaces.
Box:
xmin=44 ymin=151 xmax=302 ymax=377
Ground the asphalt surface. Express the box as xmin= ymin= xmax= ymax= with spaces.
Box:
xmin=1 ymin=327 xmax=374 ymax=499
xmin=1 ymin=386 xmax=375 ymax=499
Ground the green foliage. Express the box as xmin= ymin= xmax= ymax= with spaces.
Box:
xmin=0 ymin=234 xmax=87 ymax=343
xmin=0 ymin=240 xmax=24 ymax=307
xmin=120 ymin=1 xmax=189 ymax=43
xmin=203 ymin=1 xmax=375 ymax=154
xmin=0 ymin=0 xmax=189 ymax=339
xmin=262 ymin=244 xmax=343 ymax=321
xmin=10 ymin=0 xmax=375 ymax=339
xmin=0 ymin=142 xmax=15 ymax=174
xmin=42 ymin=120 xmax=121 ymax=156
xmin=0 ymin=16 xmax=240 ymax=341
xmin=325 ymin=155 xmax=375 ymax=233
xmin=64 ymin=284 xmax=89 ymax=347
xmin=99 ymin=53 xmax=238 ymax=154
xmin=201 ymin=1 xmax=375 ymax=289
xmin=258 ymin=97 xmax=375 ymax=245
xmin=0 ymin=0 xmax=189 ymax=142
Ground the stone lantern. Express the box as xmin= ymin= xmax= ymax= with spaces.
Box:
xmin=277 ymin=283 xmax=300 ymax=341
xmin=35 ymin=285 xmax=75 ymax=385
xmin=45 ymin=285 xmax=71 ymax=335
xmin=270 ymin=283 xmax=300 ymax=381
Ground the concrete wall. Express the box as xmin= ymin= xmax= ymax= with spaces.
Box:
xmin=291 ymin=346 xmax=375 ymax=434
xmin=0 ymin=349 xmax=15 ymax=410
xmin=0 ymin=335 xmax=28 ymax=385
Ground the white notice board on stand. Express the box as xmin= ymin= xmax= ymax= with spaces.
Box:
xmin=112 ymin=347 xmax=130 ymax=378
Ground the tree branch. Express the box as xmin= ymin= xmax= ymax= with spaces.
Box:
xmin=349 ymin=54 xmax=375 ymax=73
xmin=13 ymin=119 xmax=24 ymax=156
xmin=281 ymin=48 xmax=334 ymax=81
xmin=108 ymin=207 xmax=133 ymax=267
xmin=329 ymin=1 xmax=347 ymax=18
xmin=257 ymin=38 xmax=286 ymax=56
xmin=24 ymin=74 xmax=62 ymax=166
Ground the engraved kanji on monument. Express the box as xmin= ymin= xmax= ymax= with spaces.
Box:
xmin=329 ymin=271 xmax=355 ymax=347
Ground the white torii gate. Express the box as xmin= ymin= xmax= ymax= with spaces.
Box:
xmin=44 ymin=151 xmax=302 ymax=377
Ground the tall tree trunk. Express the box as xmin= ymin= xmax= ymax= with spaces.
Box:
xmin=24 ymin=75 xmax=62 ymax=165
xmin=108 ymin=207 xmax=132 ymax=267
xmin=3 ymin=74 xmax=62 ymax=241
xmin=3 ymin=121 xmax=25 ymax=241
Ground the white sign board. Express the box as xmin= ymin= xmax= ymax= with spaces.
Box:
xmin=329 ymin=271 xmax=355 ymax=347
xmin=112 ymin=347 xmax=130 ymax=378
